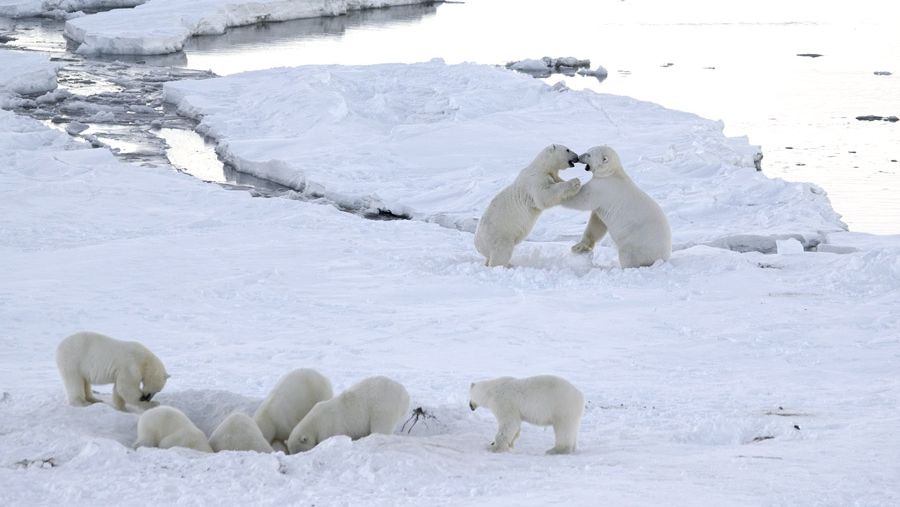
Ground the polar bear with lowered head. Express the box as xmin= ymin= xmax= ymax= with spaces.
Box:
xmin=474 ymin=144 xmax=582 ymax=267
xmin=469 ymin=375 xmax=584 ymax=454
xmin=209 ymin=412 xmax=274 ymax=453
xmin=562 ymin=145 xmax=671 ymax=268
xmin=135 ymin=406 xmax=212 ymax=453
xmin=56 ymin=331 xmax=168 ymax=411
xmin=287 ymin=376 xmax=409 ymax=453
xmin=253 ymin=368 xmax=333 ymax=452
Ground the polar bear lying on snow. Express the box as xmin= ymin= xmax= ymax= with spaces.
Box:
xmin=135 ymin=406 xmax=212 ymax=453
xmin=475 ymin=144 xmax=582 ymax=267
xmin=253 ymin=368 xmax=333 ymax=452
xmin=209 ymin=412 xmax=274 ymax=453
xmin=469 ymin=375 xmax=584 ymax=454
xmin=287 ymin=376 xmax=409 ymax=453
xmin=563 ymin=145 xmax=671 ymax=268
xmin=56 ymin=331 xmax=168 ymax=411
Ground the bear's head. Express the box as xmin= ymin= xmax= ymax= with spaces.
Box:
xmin=287 ymin=427 xmax=317 ymax=454
xmin=469 ymin=381 xmax=491 ymax=411
xmin=140 ymin=356 xmax=169 ymax=402
xmin=579 ymin=145 xmax=622 ymax=177
xmin=534 ymin=144 xmax=580 ymax=174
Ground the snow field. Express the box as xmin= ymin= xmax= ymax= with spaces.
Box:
xmin=2 ymin=50 xmax=899 ymax=505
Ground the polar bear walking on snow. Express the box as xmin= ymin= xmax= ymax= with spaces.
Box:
xmin=56 ymin=331 xmax=169 ymax=411
xmin=287 ymin=376 xmax=410 ymax=453
xmin=474 ymin=144 xmax=582 ymax=267
xmin=469 ymin=375 xmax=584 ymax=454
xmin=209 ymin=412 xmax=274 ymax=453
xmin=135 ymin=406 xmax=212 ymax=453
xmin=253 ymin=368 xmax=333 ymax=452
xmin=563 ymin=145 xmax=671 ymax=268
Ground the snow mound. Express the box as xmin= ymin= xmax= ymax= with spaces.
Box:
xmin=0 ymin=51 xmax=58 ymax=102
xmin=64 ymin=0 xmax=438 ymax=55
xmin=164 ymin=60 xmax=846 ymax=248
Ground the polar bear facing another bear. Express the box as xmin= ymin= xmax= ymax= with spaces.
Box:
xmin=56 ymin=331 xmax=168 ymax=411
xmin=474 ymin=144 xmax=582 ymax=267
xmin=563 ymin=145 xmax=671 ymax=268
xmin=287 ymin=376 xmax=409 ymax=453
xmin=135 ymin=406 xmax=212 ymax=453
xmin=253 ymin=368 xmax=333 ymax=452
xmin=469 ymin=375 xmax=584 ymax=454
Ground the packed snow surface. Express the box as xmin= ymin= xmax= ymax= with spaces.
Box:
xmin=2 ymin=51 xmax=899 ymax=505
xmin=64 ymin=0 xmax=437 ymax=55
xmin=164 ymin=61 xmax=845 ymax=249
xmin=0 ymin=51 xmax=57 ymax=99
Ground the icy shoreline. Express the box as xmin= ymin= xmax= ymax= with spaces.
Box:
xmin=163 ymin=60 xmax=846 ymax=250
xmin=64 ymin=0 xmax=440 ymax=55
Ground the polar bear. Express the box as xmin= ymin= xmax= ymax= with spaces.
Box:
xmin=286 ymin=376 xmax=410 ymax=454
xmin=474 ymin=144 xmax=582 ymax=267
xmin=253 ymin=368 xmax=333 ymax=452
xmin=134 ymin=406 xmax=212 ymax=453
xmin=562 ymin=146 xmax=671 ymax=268
xmin=469 ymin=375 xmax=584 ymax=454
xmin=56 ymin=331 xmax=169 ymax=411
xmin=209 ymin=412 xmax=274 ymax=453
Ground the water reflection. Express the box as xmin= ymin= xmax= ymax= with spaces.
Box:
xmin=184 ymin=3 xmax=440 ymax=74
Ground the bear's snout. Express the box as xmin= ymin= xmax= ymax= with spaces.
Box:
xmin=469 ymin=401 xmax=476 ymax=411
xmin=140 ymin=392 xmax=154 ymax=402
xmin=567 ymin=153 xmax=579 ymax=167
xmin=579 ymin=153 xmax=592 ymax=171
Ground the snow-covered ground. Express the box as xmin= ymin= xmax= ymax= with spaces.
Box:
xmin=2 ymin=50 xmax=900 ymax=505
xmin=163 ymin=60 xmax=845 ymax=250
xmin=64 ymin=0 xmax=438 ymax=55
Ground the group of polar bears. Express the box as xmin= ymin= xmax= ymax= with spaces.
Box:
xmin=56 ymin=331 xmax=586 ymax=455
xmin=475 ymin=145 xmax=672 ymax=268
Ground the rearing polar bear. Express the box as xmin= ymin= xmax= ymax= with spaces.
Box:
xmin=563 ymin=146 xmax=671 ymax=268
xmin=475 ymin=144 xmax=581 ymax=267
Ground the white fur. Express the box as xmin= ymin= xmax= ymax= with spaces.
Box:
xmin=474 ymin=144 xmax=582 ymax=267
xmin=287 ymin=376 xmax=410 ymax=453
xmin=55 ymin=331 xmax=168 ymax=411
xmin=469 ymin=375 xmax=584 ymax=454
xmin=209 ymin=412 xmax=274 ymax=453
xmin=135 ymin=406 xmax=212 ymax=453
xmin=563 ymin=146 xmax=671 ymax=268
xmin=253 ymin=368 xmax=333 ymax=450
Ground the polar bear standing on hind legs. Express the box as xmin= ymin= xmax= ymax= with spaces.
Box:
xmin=563 ymin=145 xmax=671 ymax=268
xmin=56 ymin=331 xmax=168 ymax=411
xmin=469 ymin=375 xmax=584 ymax=454
xmin=474 ymin=144 xmax=582 ymax=267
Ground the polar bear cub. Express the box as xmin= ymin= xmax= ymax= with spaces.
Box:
xmin=253 ymin=368 xmax=333 ymax=452
xmin=469 ymin=375 xmax=584 ymax=454
xmin=135 ymin=406 xmax=212 ymax=453
xmin=209 ymin=412 xmax=274 ymax=453
xmin=287 ymin=376 xmax=410 ymax=453
xmin=563 ymin=146 xmax=671 ymax=268
xmin=56 ymin=331 xmax=169 ymax=411
xmin=474 ymin=144 xmax=582 ymax=267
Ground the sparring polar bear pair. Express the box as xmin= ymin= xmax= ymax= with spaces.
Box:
xmin=469 ymin=375 xmax=584 ymax=454
xmin=475 ymin=144 xmax=670 ymax=269
xmin=56 ymin=331 xmax=169 ymax=411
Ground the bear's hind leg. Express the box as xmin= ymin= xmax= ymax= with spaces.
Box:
xmin=83 ymin=379 xmax=101 ymax=404
xmin=486 ymin=243 xmax=514 ymax=268
xmin=61 ymin=371 xmax=91 ymax=406
xmin=547 ymin=420 xmax=579 ymax=455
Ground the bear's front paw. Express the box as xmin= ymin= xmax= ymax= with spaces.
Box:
xmin=571 ymin=242 xmax=593 ymax=254
xmin=566 ymin=178 xmax=581 ymax=193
